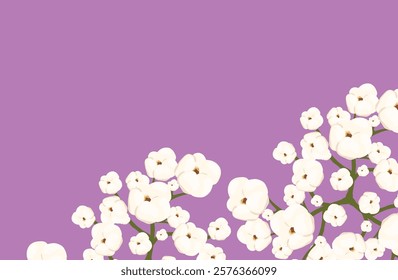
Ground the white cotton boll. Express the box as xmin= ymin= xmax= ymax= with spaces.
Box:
xmin=90 ymin=223 xmax=123 ymax=257
xmin=237 ymin=219 xmax=272 ymax=252
xmin=373 ymin=159 xmax=398 ymax=192
xmin=300 ymin=107 xmax=324 ymax=130
xmin=167 ymin=179 xmax=179 ymax=191
xmin=358 ymin=192 xmax=380 ymax=214
xmin=83 ymin=249 xmax=104 ymax=260
xmin=332 ymin=232 xmax=365 ymax=260
xmin=272 ymin=141 xmax=297 ymax=164
xmin=346 ymin=83 xmax=378 ymax=117
xmin=327 ymin=107 xmax=351 ymax=126
xmin=100 ymin=196 xmax=130 ymax=225
xmin=357 ymin=165 xmax=369 ymax=177
xmin=378 ymin=213 xmax=398 ymax=255
xmin=369 ymin=115 xmax=380 ymax=127
xmin=330 ymin=168 xmax=353 ymax=191
xmin=292 ymin=159 xmax=324 ymax=192
xmin=172 ymin=223 xmax=207 ymax=256
xmin=208 ymin=218 xmax=231 ymax=241
xmin=323 ymin=204 xmax=347 ymax=227
xmin=125 ymin=171 xmax=150 ymax=190
xmin=369 ymin=142 xmax=391 ymax=164
xmin=129 ymin=232 xmax=152 ymax=255
xmin=162 ymin=256 xmax=176 ymax=260
xmin=262 ymin=209 xmax=274 ymax=221
xmin=71 ymin=205 xmax=96 ymax=229
xmin=361 ymin=221 xmax=372 ymax=233
xmin=310 ymin=195 xmax=323 ymax=207
xmin=300 ymin=132 xmax=331 ymax=160
xmin=271 ymin=237 xmax=293 ymax=259
xmin=144 ymin=147 xmax=177 ymax=181
xmin=196 ymin=244 xmax=226 ymax=260
xmin=376 ymin=89 xmax=398 ymax=133
xmin=365 ymin=238 xmax=385 ymax=260
xmin=99 ymin=171 xmax=123 ymax=194
xmin=27 ymin=241 xmax=67 ymax=260
xmin=156 ymin=229 xmax=168 ymax=241
xmin=283 ymin=184 xmax=305 ymax=206
xmin=167 ymin=206 xmax=190 ymax=228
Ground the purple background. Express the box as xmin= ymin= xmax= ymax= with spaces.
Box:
xmin=1 ymin=1 xmax=398 ymax=260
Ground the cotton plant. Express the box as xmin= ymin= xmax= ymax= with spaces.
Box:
xmin=27 ymin=148 xmax=232 ymax=260
xmin=228 ymin=83 xmax=398 ymax=260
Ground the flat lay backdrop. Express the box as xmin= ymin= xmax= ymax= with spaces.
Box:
xmin=1 ymin=1 xmax=398 ymax=259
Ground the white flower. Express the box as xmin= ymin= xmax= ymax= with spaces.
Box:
xmin=262 ymin=209 xmax=274 ymax=221
xmin=373 ymin=159 xmax=398 ymax=192
xmin=346 ymin=83 xmax=378 ymax=117
xmin=327 ymin=107 xmax=351 ymax=126
xmin=394 ymin=195 xmax=398 ymax=208
xmin=129 ymin=232 xmax=152 ymax=255
xmin=90 ymin=223 xmax=123 ymax=256
xmin=315 ymin=236 xmax=327 ymax=247
xmin=100 ymin=196 xmax=130 ymax=225
xmin=376 ymin=89 xmax=398 ymax=133
xmin=83 ymin=249 xmax=103 ymax=260
xmin=330 ymin=168 xmax=353 ymax=191
xmin=71 ymin=205 xmax=96 ymax=229
xmin=358 ymin=192 xmax=380 ymax=214
xmin=378 ymin=213 xmax=398 ymax=255
xmin=357 ymin=165 xmax=369 ymax=177
xmin=237 ymin=219 xmax=272 ymax=252
xmin=365 ymin=238 xmax=385 ymax=260
xmin=156 ymin=229 xmax=168 ymax=241
xmin=126 ymin=171 xmax=150 ymax=190
xmin=332 ymin=232 xmax=365 ymax=260
xmin=310 ymin=195 xmax=323 ymax=207
xmin=292 ymin=159 xmax=324 ymax=192
xmin=27 ymin=241 xmax=67 ymax=260
xmin=172 ymin=223 xmax=207 ymax=256
xmin=227 ymin=177 xmax=269 ymax=221
xmin=307 ymin=243 xmax=334 ymax=260
xmin=175 ymin=153 xmax=221 ymax=198
xmin=369 ymin=115 xmax=380 ymax=127
xmin=369 ymin=142 xmax=391 ymax=164
xmin=329 ymin=118 xmax=373 ymax=160
xmin=99 ymin=171 xmax=122 ymax=195
xmin=270 ymin=204 xmax=315 ymax=250
xmin=300 ymin=107 xmax=324 ymax=130
xmin=162 ymin=256 xmax=176 ymax=260
xmin=144 ymin=147 xmax=177 ymax=181
xmin=323 ymin=204 xmax=347 ymax=227
xmin=167 ymin=179 xmax=179 ymax=191
xmin=300 ymin=132 xmax=331 ymax=160
xmin=271 ymin=237 xmax=293 ymax=259
xmin=167 ymin=206 xmax=190 ymax=228
xmin=128 ymin=182 xmax=171 ymax=224
xmin=272 ymin=141 xmax=297 ymax=164
xmin=361 ymin=221 xmax=372 ymax=232
xmin=208 ymin=218 xmax=231 ymax=241
xmin=283 ymin=184 xmax=305 ymax=206
xmin=197 ymin=244 xmax=226 ymax=260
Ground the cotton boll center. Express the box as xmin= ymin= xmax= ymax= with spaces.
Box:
xmin=109 ymin=207 xmax=113 ymax=212
xmin=101 ymin=238 xmax=106 ymax=244
xmin=241 ymin=198 xmax=247 ymax=204
xmin=186 ymin=233 xmax=192 ymax=239
xmin=349 ymin=247 xmax=355 ymax=252
xmin=310 ymin=143 xmax=315 ymax=148
xmin=358 ymin=96 xmax=364 ymax=101
xmin=395 ymin=103 xmax=398 ymax=110
xmin=345 ymin=131 xmax=353 ymax=138
xmin=193 ymin=167 xmax=200 ymax=174
xmin=388 ymin=169 xmax=393 ymax=175
xmin=107 ymin=181 xmax=111 ymax=185
xmin=252 ymin=235 xmax=258 ymax=240
xmin=144 ymin=196 xmax=151 ymax=202
xmin=289 ymin=227 xmax=295 ymax=234
xmin=302 ymin=174 xmax=308 ymax=179
xmin=156 ymin=161 xmax=162 ymax=165
xmin=211 ymin=255 xmax=216 ymax=259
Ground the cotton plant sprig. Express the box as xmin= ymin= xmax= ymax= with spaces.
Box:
xmin=27 ymin=148 xmax=232 ymax=260
xmin=228 ymin=83 xmax=398 ymax=260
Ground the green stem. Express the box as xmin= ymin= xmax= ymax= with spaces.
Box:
xmin=145 ymin=224 xmax=156 ymax=260
xmin=171 ymin=192 xmax=187 ymax=200
xmin=330 ymin=155 xmax=347 ymax=169
xmin=391 ymin=252 xmax=396 ymax=260
xmin=302 ymin=219 xmax=326 ymax=260
xmin=377 ymin=204 xmax=395 ymax=214
xmin=269 ymin=199 xmax=281 ymax=211
xmin=108 ymin=256 xmax=114 ymax=260
xmin=361 ymin=231 xmax=366 ymax=237
xmin=129 ymin=220 xmax=145 ymax=233
xmin=373 ymin=128 xmax=387 ymax=136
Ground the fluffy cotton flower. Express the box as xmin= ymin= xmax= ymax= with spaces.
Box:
xmin=83 ymin=249 xmax=103 ymax=260
xmin=292 ymin=159 xmax=324 ymax=192
xmin=262 ymin=209 xmax=274 ymax=221
xmin=272 ymin=141 xmax=297 ymax=164
xmin=237 ymin=219 xmax=272 ymax=252
xmin=167 ymin=179 xmax=179 ymax=191
xmin=128 ymin=182 xmax=171 ymax=224
xmin=361 ymin=221 xmax=372 ymax=233
xmin=369 ymin=142 xmax=391 ymax=164
xmin=144 ymin=147 xmax=177 ymax=181
xmin=357 ymin=165 xmax=369 ymax=177
xmin=126 ymin=171 xmax=150 ymax=190
xmin=365 ymin=238 xmax=385 ymax=260
xmin=270 ymin=204 xmax=315 ymax=250
xmin=227 ymin=177 xmax=269 ymax=221
xmin=100 ymin=196 xmax=130 ymax=224
xmin=373 ymin=159 xmax=398 ymax=192
xmin=129 ymin=232 xmax=152 ymax=255
xmin=99 ymin=171 xmax=122 ymax=195
xmin=208 ymin=218 xmax=231 ymax=241
xmin=172 ymin=223 xmax=207 ymax=256
xmin=330 ymin=168 xmax=353 ymax=191
xmin=197 ymin=244 xmax=226 ymax=260
xmin=378 ymin=213 xmax=398 ymax=255
xmin=358 ymin=192 xmax=380 ymax=214
xmin=271 ymin=237 xmax=293 ymax=259
xmin=332 ymin=232 xmax=365 ymax=260
xmin=167 ymin=206 xmax=190 ymax=228
xmin=175 ymin=153 xmax=221 ymax=198
xmin=300 ymin=132 xmax=331 ymax=160
xmin=162 ymin=256 xmax=176 ymax=260
xmin=300 ymin=107 xmax=324 ymax=130
xmin=307 ymin=242 xmax=334 ymax=260
xmin=155 ymin=229 xmax=168 ymax=241
xmin=346 ymin=83 xmax=378 ymax=117
xmin=283 ymin=184 xmax=305 ymax=206
xmin=323 ymin=204 xmax=347 ymax=227
xmin=329 ymin=118 xmax=373 ymax=160
xmin=369 ymin=115 xmax=380 ymax=127
xmin=327 ymin=107 xmax=351 ymax=126
xmin=27 ymin=241 xmax=67 ymax=260
xmin=90 ymin=223 xmax=123 ymax=256
xmin=71 ymin=205 xmax=96 ymax=229
xmin=376 ymin=89 xmax=398 ymax=133
xmin=310 ymin=195 xmax=323 ymax=207
xmin=315 ymin=236 xmax=327 ymax=246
